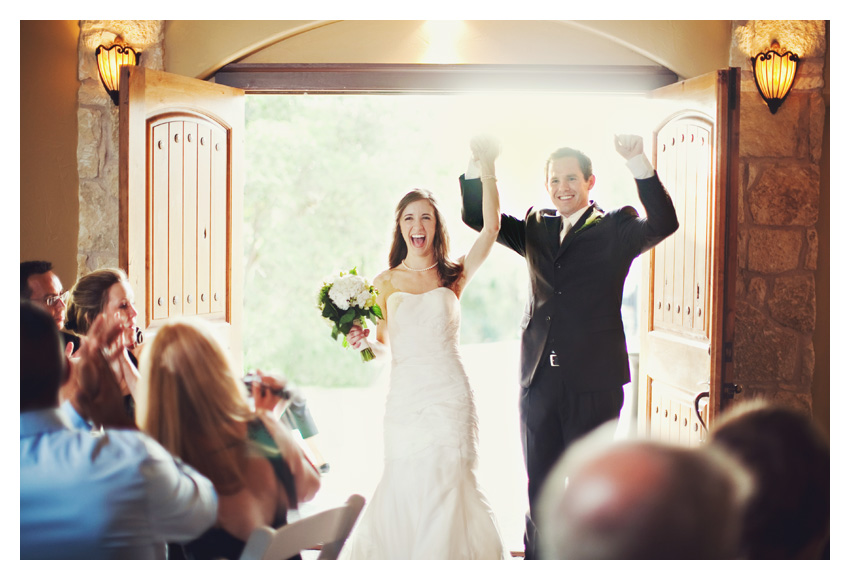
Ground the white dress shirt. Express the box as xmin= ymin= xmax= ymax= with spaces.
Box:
xmin=20 ymin=408 xmax=218 ymax=559
xmin=560 ymin=204 xmax=591 ymax=241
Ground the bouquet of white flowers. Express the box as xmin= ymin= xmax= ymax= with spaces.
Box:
xmin=318 ymin=267 xmax=383 ymax=362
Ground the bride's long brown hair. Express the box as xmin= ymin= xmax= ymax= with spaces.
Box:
xmin=388 ymin=189 xmax=463 ymax=290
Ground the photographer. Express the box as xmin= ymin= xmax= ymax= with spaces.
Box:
xmin=136 ymin=320 xmax=320 ymax=559
xmin=245 ymin=370 xmax=330 ymax=474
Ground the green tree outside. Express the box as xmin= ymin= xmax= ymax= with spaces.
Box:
xmin=242 ymin=95 xmax=525 ymax=387
xmin=242 ymin=92 xmax=657 ymax=387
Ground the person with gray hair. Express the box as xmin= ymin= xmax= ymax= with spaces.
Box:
xmin=538 ymin=425 xmax=752 ymax=559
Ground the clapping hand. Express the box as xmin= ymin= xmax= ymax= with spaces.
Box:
xmin=74 ymin=313 xmax=136 ymax=429
xmin=614 ymin=134 xmax=644 ymax=160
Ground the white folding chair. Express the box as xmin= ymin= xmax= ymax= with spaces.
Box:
xmin=240 ymin=494 xmax=365 ymax=560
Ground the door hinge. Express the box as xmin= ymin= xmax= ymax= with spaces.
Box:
xmin=722 ymin=383 xmax=742 ymax=400
xmin=728 ymin=67 xmax=739 ymax=111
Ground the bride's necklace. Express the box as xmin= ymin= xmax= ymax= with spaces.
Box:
xmin=402 ymin=259 xmax=438 ymax=272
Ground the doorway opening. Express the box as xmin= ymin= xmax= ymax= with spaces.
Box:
xmin=242 ymin=91 xmax=665 ymax=550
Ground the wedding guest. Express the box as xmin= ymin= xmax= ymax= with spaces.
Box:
xmin=64 ymin=268 xmax=141 ymax=423
xmin=21 ymin=260 xmax=79 ymax=353
xmin=708 ymin=400 xmax=830 ymax=559
xmin=20 ymin=302 xmax=217 ymax=559
xmin=136 ymin=319 xmax=321 ymax=559
xmin=538 ymin=429 xmax=751 ymax=559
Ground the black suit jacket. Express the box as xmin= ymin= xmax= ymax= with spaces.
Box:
xmin=460 ymin=173 xmax=678 ymax=391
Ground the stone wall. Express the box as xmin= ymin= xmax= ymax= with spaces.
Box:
xmin=76 ymin=20 xmax=164 ymax=277
xmin=729 ymin=20 xmax=827 ymax=412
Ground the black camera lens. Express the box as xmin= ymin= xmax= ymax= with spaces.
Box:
xmin=243 ymin=375 xmax=290 ymax=399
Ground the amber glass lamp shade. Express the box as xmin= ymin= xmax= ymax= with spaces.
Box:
xmin=95 ymin=42 xmax=139 ymax=106
xmin=751 ymin=42 xmax=799 ymax=114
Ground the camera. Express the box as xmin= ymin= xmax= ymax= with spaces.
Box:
xmin=242 ymin=374 xmax=328 ymax=473
xmin=242 ymin=373 xmax=293 ymax=401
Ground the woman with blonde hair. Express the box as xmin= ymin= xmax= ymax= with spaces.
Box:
xmin=65 ymin=268 xmax=139 ymax=349
xmin=136 ymin=319 xmax=321 ymax=559
xmin=63 ymin=268 xmax=141 ymax=423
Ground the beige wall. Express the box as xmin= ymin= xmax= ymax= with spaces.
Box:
xmin=20 ymin=20 xmax=80 ymax=287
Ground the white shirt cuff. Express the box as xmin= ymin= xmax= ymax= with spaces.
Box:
xmin=465 ymin=156 xmax=480 ymax=179
xmin=625 ymin=153 xmax=655 ymax=179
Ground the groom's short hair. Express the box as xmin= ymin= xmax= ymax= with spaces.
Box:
xmin=544 ymin=147 xmax=593 ymax=181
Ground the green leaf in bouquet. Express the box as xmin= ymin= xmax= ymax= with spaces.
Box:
xmin=321 ymin=302 xmax=338 ymax=319
xmin=339 ymin=321 xmax=355 ymax=336
xmin=340 ymin=309 xmax=356 ymax=325
xmin=372 ymin=304 xmax=383 ymax=319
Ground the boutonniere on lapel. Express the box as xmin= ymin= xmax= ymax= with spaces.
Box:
xmin=574 ymin=207 xmax=604 ymax=234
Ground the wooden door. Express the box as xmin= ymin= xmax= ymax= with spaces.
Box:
xmin=637 ymin=69 xmax=740 ymax=446
xmin=119 ymin=66 xmax=245 ymax=369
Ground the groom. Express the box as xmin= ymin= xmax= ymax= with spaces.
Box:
xmin=460 ymin=135 xmax=678 ymax=559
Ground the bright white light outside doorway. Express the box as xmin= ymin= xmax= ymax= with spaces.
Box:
xmin=243 ymin=92 xmax=669 ymax=552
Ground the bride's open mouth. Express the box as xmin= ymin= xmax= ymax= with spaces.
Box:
xmin=410 ymin=234 xmax=426 ymax=249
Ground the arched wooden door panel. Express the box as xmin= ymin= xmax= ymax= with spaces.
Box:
xmin=119 ymin=66 xmax=245 ymax=368
xmin=638 ymin=69 xmax=740 ymax=445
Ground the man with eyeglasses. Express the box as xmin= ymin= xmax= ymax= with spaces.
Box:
xmin=21 ymin=261 xmax=79 ymax=353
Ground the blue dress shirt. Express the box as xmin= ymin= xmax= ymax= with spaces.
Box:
xmin=20 ymin=408 xmax=218 ymax=559
xmin=59 ymin=399 xmax=90 ymax=431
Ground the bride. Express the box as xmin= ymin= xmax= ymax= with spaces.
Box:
xmin=342 ymin=137 xmax=507 ymax=559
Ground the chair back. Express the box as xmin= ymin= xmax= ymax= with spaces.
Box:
xmin=240 ymin=494 xmax=365 ymax=560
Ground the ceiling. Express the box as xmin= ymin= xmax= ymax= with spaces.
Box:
xmin=164 ymin=20 xmax=734 ymax=82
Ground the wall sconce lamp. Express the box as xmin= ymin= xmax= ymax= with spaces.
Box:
xmin=95 ymin=38 xmax=139 ymax=106
xmin=751 ymin=41 xmax=799 ymax=114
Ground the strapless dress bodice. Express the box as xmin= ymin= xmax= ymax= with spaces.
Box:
xmin=386 ymin=287 xmax=461 ymax=363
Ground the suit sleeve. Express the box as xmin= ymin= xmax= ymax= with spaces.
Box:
xmin=459 ymin=173 xmax=527 ymax=257
xmin=619 ymin=172 xmax=679 ymax=255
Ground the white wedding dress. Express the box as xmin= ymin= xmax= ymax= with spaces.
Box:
xmin=344 ymin=287 xmax=507 ymax=559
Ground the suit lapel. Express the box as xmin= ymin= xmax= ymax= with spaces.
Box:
xmin=556 ymin=205 xmax=596 ymax=259
xmin=542 ymin=211 xmax=562 ymax=252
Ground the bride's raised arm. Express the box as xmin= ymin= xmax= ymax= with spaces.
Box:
xmin=457 ymin=136 xmax=501 ymax=294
